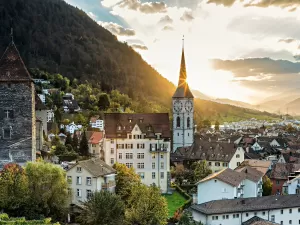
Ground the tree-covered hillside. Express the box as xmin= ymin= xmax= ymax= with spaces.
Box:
xmin=0 ymin=0 xmax=280 ymax=123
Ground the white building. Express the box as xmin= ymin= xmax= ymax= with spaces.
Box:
xmin=282 ymin=174 xmax=300 ymax=194
xmin=172 ymin=45 xmax=194 ymax=152
xmin=103 ymin=113 xmax=171 ymax=193
xmin=191 ymin=194 xmax=300 ymax=225
xmin=38 ymin=94 xmax=46 ymax=104
xmin=89 ymin=116 xmax=104 ymax=131
xmin=196 ymin=167 xmax=263 ymax=204
xmin=64 ymin=122 xmax=82 ymax=134
xmin=47 ymin=109 xmax=55 ymax=122
xmin=88 ymin=131 xmax=104 ymax=158
xmin=66 ymin=158 xmax=116 ymax=205
xmin=251 ymin=142 xmax=263 ymax=151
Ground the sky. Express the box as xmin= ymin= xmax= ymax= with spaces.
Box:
xmin=65 ymin=0 xmax=300 ymax=104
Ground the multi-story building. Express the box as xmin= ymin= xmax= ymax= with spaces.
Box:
xmin=191 ymin=194 xmax=300 ymax=225
xmin=88 ymin=131 xmax=104 ymax=158
xmin=0 ymin=40 xmax=36 ymax=168
xmin=172 ymin=42 xmax=194 ymax=152
xmin=103 ymin=113 xmax=171 ymax=193
xmin=196 ymin=167 xmax=263 ymax=204
xmin=67 ymin=158 xmax=116 ymax=205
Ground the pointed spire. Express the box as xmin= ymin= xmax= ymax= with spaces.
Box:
xmin=178 ymin=35 xmax=187 ymax=87
xmin=10 ymin=27 xmax=14 ymax=43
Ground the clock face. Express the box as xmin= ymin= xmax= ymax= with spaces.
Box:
xmin=185 ymin=100 xmax=193 ymax=112
xmin=173 ymin=100 xmax=183 ymax=112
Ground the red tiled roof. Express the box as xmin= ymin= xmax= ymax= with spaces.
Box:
xmin=89 ymin=132 xmax=103 ymax=144
xmin=0 ymin=42 xmax=32 ymax=82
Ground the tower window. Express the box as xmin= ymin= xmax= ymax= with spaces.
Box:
xmin=3 ymin=128 xmax=11 ymax=139
xmin=176 ymin=117 xmax=180 ymax=128
xmin=187 ymin=117 xmax=190 ymax=128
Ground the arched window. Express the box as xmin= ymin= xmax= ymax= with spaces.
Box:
xmin=187 ymin=117 xmax=190 ymax=128
xmin=176 ymin=117 xmax=180 ymax=128
xmin=236 ymin=154 xmax=240 ymax=158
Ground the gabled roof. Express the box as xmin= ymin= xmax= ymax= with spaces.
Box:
xmin=0 ymin=42 xmax=32 ymax=82
xmin=68 ymin=158 xmax=115 ymax=177
xmin=242 ymin=216 xmax=279 ymax=225
xmin=89 ymin=132 xmax=103 ymax=144
xmin=235 ymin=166 xmax=264 ymax=183
xmin=172 ymin=46 xmax=193 ymax=98
xmin=270 ymin=163 xmax=300 ymax=180
xmin=198 ymin=168 xmax=246 ymax=187
xmin=104 ymin=113 xmax=171 ymax=139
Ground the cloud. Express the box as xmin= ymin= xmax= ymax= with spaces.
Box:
xmin=211 ymin=58 xmax=300 ymax=77
xmin=98 ymin=21 xmax=135 ymax=36
xmin=207 ymin=0 xmax=300 ymax=8
xmin=158 ymin=15 xmax=173 ymax=25
xmin=131 ymin=44 xmax=148 ymax=50
xmin=101 ymin=0 xmax=122 ymax=8
xmin=87 ymin=12 xmax=97 ymax=20
xmin=162 ymin=25 xmax=174 ymax=31
xmin=278 ymin=38 xmax=296 ymax=43
xmin=180 ymin=11 xmax=194 ymax=21
xmin=117 ymin=0 xmax=167 ymax=14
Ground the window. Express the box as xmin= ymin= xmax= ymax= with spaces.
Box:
xmin=237 ymin=162 xmax=240 ymax=166
xmin=76 ymin=176 xmax=82 ymax=185
xmin=236 ymin=214 xmax=239 ymax=218
xmin=111 ymin=139 xmax=114 ymax=144
xmin=111 ymin=148 xmax=114 ymax=154
xmin=276 ymin=180 xmax=280 ymax=185
xmin=290 ymin=209 xmax=292 ymax=214
xmin=223 ymin=215 xmax=225 ymax=219
xmin=137 ymin=163 xmax=144 ymax=169
xmin=138 ymin=172 xmax=145 ymax=179
xmin=298 ymin=208 xmax=300 ymax=212
xmin=129 ymin=134 xmax=132 ymax=139
xmin=152 ymin=172 xmax=156 ymax=179
xmin=187 ymin=117 xmax=190 ymax=128
xmin=212 ymin=216 xmax=218 ymax=220
xmin=86 ymin=177 xmax=92 ymax=185
xmin=208 ymin=162 xmax=212 ymax=166
xmin=3 ymin=128 xmax=11 ymax=139
xmin=119 ymin=153 xmax=122 ymax=159
xmin=271 ymin=215 xmax=275 ymax=222
xmin=67 ymin=176 xmax=72 ymax=184
xmin=92 ymin=144 xmax=96 ymax=147
xmin=161 ymin=172 xmax=164 ymax=179
xmin=177 ymin=133 xmax=179 ymax=136
xmin=281 ymin=221 xmax=283 ymax=225
xmin=226 ymin=215 xmax=229 ymax=219
xmin=281 ymin=210 xmax=283 ymax=214
xmin=236 ymin=154 xmax=240 ymax=158
xmin=176 ymin=117 xmax=180 ymax=128
xmin=246 ymin=213 xmax=249 ymax=217
xmin=160 ymin=162 xmax=164 ymax=169
xmin=126 ymin=153 xmax=133 ymax=159
xmin=254 ymin=212 xmax=257 ymax=216
xmin=160 ymin=154 xmax=164 ymax=159
xmin=110 ymin=158 xmax=114 ymax=165
xmin=223 ymin=163 xmax=228 ymax=167
xmin=262 ymin=212 xmax=265 ymax=216
xmin=126 ymin=163 xmax=133 ymax=168
xmin=87 ymin=190 xmax=92 ymax=199
xmin=77 ymin=167 xmax=82 ymax=172
xmin=76 ymin=189 xmax=82 ymax=198
xmin=152 ymin=153 xmax=156 ymax=159
xmin=215 ymin=162 xmax=220 ymax=166
xmin=289 ymin=220 xmax=292 ymax=224
xmin=137 ymin=153 xmax=145 ymax=159
xmin=152 ymin=162 xmax=155 ymax=169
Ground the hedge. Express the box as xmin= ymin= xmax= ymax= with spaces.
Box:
xmin=0 ymin=214 xmax=60 ymax=225
xmin=174 ymin=184 xmax=192 ymax=211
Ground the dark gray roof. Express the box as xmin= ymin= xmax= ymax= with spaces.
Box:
xmin=242 ymin=216 xmax=279 ymax=225
xmin=235 ymin=166 xmax=264 ymax=183
xmin=68 ymin=158 xmax=116 ymax=177
xmin=191 ymin=194 xmax=300 ymax=215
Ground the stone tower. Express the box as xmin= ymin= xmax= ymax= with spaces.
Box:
xmin=172 ymin=40 xmax=194 ymax=152
xmin=0 ymin=40 xmax=36 ymax=168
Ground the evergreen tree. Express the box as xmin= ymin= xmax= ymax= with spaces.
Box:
xmin=72 ymin=134 xmax=79 ymax=153
xmin=65 ymin=133 xmax=72 ymax=146
xmin=79 ymin=131 xmax=89 ymax=156
xmin=98 ymin=93 xmax=110 ymax=111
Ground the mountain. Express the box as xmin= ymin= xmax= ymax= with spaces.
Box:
xmin=191 ymin=90 xmax=211 ymax=100
xmin=214 ymin=98 xmax=255 ymax=110
xmin=0 ymin=0 xmax=280 ymax=123
xmin=284 ymin=98 xmax=300 ymax=115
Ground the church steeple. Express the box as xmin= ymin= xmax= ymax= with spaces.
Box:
xmin=173 ymin=37 xmax=194 ymax=98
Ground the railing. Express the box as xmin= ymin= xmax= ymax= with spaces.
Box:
xmin=149 ymin=148 xmax=168 ymax=152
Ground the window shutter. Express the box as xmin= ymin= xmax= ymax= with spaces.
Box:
xmin=150 ymin=144 xmax=152 ymax=149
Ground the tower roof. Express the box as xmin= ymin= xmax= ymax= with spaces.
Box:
xmin=173 ymin=39 xmax=194 ymax=98
xmin=0 ymin=41 xmax=32 ymax=82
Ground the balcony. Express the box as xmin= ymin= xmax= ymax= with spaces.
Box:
xmin=149 ymin=147 xmax=168 ymax=152
xmin=102 ymin=181 xmax=116 ymax=189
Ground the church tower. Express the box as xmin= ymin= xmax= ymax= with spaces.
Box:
xmin=172 ymin=38 xmax=194 ymax=152
xmin=0 ymin=37 xmax=36 ymax=168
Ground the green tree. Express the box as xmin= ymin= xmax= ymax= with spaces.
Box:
xmin=171 ymin=164 xmax=186 ymax=186
xmin=65 ymin=133 xmax=72 ymax=146
xmin=24 ymin=161 xmax=69 ymax=220
xmin=191 ymin=161 xmax=212 ymax=183
xmin=178 ymin=211 xmax=202 ymax=225
xmin=55 ymin=144 xmax=68 ymax=155
xmin=215 ymin=121 xmax=220 ymax=131
xmin=202 ymin=120 xmax=211 ymax=128
xmin=113 ymin=163 xmax=141 ymax=202
xmin=78 ymin=191 xmax=125 ymax=225
xmin=125 ymin=184 xmax=168 ymax=225
xmin=98 ymin=93 xmax=110 ymax=111
xmin=72 ymin=133 xmax=79 ymax=152
xmin=262 ymin=176 xmax=272 ymax=196
xmin=0 ymin=164 xmax=29 ymax=217
xmin=75 ymin=113 xmax=87 ymax=125
xmin=79 ymin=131 xmax=89 ymax=156
xmin=54 ymin=108 xmax=62 ymax=124
xmin=51 ymin=135 xmax=61 ymax=146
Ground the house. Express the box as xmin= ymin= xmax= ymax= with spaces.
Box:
xmin=88 ymin=132 xmax=104 ymax=158
xmin=42 ymin=88 xmax=59 ymax=95
xmin=269 ymin=163 xmax=300 ymax=195
xmin=282 ymin=173 xmax=300 ymax=195
xmin=63 ymin=93 xmax=81 ymax=113
xmin=0 ymin=40 xmax=36 ymax=168
xmin=196 ymin=167 xmax=263 ymax=204
xmin=191 ymin=194 xmax=300 ymax=225
xmin=67 ymin=158 xmax=116 ymax=205
xmin=64 ymin=122 xmax=82 ymax=134
xmin=103 ymin=113 xmax=171 ymax=193
xmin=171 ymin=140 xmax=245 ymax=172
xmin=89 ymin=115 xmax=104 ymax=131
xmin=251 ymin=142 xmax=263 ymax=151
xmin=278 ymin=152 xmax=300 ymax=163
xmin=46 ymin=109 xmax=55 ymax=122
xmin=270 ymin=138 xmax=288 ymax=149
xmin=33 ymin=79 xmax=50 ymax=84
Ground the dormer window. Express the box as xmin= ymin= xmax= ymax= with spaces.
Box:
xmin=128 ymin=119 xmax=132 ymax=123
xmin=139 ymin=118 xmax=143 ymax=123
xmin=148 ymin=126 xmax=152 ymax=131
xmin=117 ymin=125 xmax=121 ymax=131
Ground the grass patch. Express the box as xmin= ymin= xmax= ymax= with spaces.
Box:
xmin=163 ymin=191 xmax=187 ymax=218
